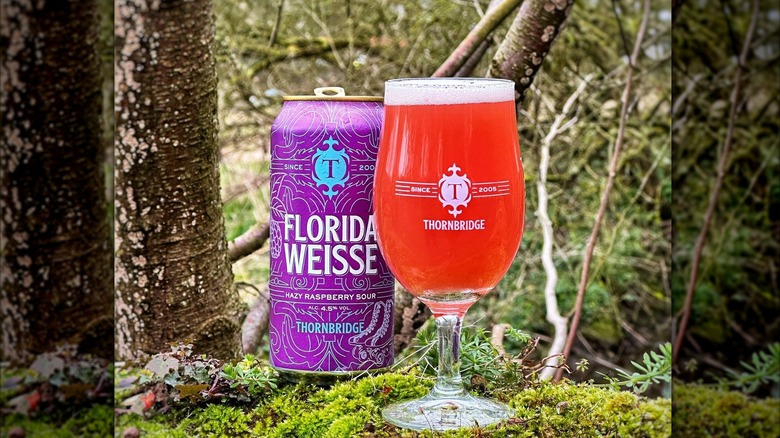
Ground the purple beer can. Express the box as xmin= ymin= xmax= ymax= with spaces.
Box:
xmin=269 ymin=87 xmax=394 ymax=377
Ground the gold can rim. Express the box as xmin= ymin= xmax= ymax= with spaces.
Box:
xmin=282 ymin=86 xmax=382 ymax=102
xmin=283 ymin=95 xmax=383 ymax=102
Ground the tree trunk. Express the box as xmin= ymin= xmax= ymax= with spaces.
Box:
xmin=489 ymin=0 xmax=574 ymax=103
xmin=115 ymin=0 xmax=243 ymax=361
xmin=1 ymin=0 xmax=112 ymax=364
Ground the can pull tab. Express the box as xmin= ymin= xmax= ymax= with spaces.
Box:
xmin=314 ymin=87 xmax=346 ymax=97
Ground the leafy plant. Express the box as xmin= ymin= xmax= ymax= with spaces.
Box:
xmin=117 ymin=343 xmax=279 ymax=416
xmin=402 ymin=321 xmax=540 ymax=386
xmin=718 ymin=343 xmax=780 ymax=394
xmin=602 ymin=343 xmax=672 ymax=394
xmin=220 ymin=354 xmax=278 ymax=397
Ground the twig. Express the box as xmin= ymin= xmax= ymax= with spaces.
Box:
xmin=590 ymin=139 xmax=670 ymax=283
xmin=227 ymin=222 xmax=270 ymax=263
xmin=672 ymin=0 xmax=685 ymax=25
xmin=620 ymin=320 xmax=650 ymax=347
xmin=536 ymin=76 xmax=592 ymax=380
xmin=672 ymin=0 xmax=759 ymax=365
xmin=718 ymin=0 xmax=741 ymax=65
xmin=611 ymin=0 xmax=633 ymax=68
xmin=671 ymin=73 xmax=703 ymax=116
xmin=297 ymin=0 xmax=347 ymax=70
xmin=432 ymin=0 xmax=523 ymax=77
xmin=554 ymin=0 xmax=652 ymax=382
xmin=576 ymin=331 xmax=630 ymax=374
xmin=268 ymin=0 xmax=285 ymax=46
xmin=727 ymin=319 xmax=759 ymax=347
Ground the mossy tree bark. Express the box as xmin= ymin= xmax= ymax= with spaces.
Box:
xmin=1 ymin=0 xmax=112 ymax=364
xmin=489 ymin=0 xmax=574 ymax=102
xmin=115 ymin=0 xmax=243 ymax=361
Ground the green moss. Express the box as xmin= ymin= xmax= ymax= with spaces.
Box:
xmin=506 ymin=381 xmax=671 ymax=438
xmin=116 ymin=371 xmax=675 ymax=437
xmin=3 ymin=404 xmax=113 ymax=438
xmin=62 ymin=404 xmax=114 ymax=437
xmin=115 ymin=413 xmax=188 ymax=438
xmin=253 ymin=371 xmax=431 ymax=437
xmin=673 ymin=383 xmax=780 ymax=437
xmin=180 ymin=404 xmax=253 ymax=437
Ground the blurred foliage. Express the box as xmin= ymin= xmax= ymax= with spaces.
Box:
xmin=672 ymin=0 xmax=780 ymax=383
xmin=1 ymin=346 xmax=113 ymax=437
xmin=2 ymin=404 xmax=114 ymax=438
xmin=213 ymin=0 xmax=673 ymax=383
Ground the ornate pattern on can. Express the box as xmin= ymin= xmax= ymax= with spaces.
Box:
xmin=269 ymin=98 xmax=394 ymax=373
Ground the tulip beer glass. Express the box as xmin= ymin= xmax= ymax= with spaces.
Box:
xmin=374 ymin=78 xmax=525 ymax=430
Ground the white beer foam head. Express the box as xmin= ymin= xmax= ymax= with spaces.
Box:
xmin=384 ymin=78 xmax=515 ymax=105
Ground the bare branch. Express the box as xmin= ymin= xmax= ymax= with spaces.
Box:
xmin=491 ymin=323 xmax=510 ymax=356
xmin=247 ymin=37 xmax=353 ymax=77
xmin=673 ymin=0 xmax=760 ymax=365
xmin=455 ymin=39 xmax=492 ymax=77
xmin=537 ymin=76 xmax=592 ymax=380
xmin=554 ymin=0 xmax=652 ymax=382
xmin=433 ymin=0 xmax=521 ymax=77
xmin=227 ymin=222 xmax=270 ymax=263
xmin=241 ymin=285 xmax=270 ymax=354
xmin=488 ymin=0 xmax=575 ymax=103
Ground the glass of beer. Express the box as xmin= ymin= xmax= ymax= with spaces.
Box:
xmin=374 ymin=78 xmax=525 ymax=430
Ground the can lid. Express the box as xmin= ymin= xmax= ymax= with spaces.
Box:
xmin=283 ymin=86 xmax=383 ymax=102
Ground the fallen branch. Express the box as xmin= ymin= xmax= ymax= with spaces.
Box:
xmin=555 ymin=0 xmax=651 ymax=382
xmin=432 ymin=0 xmax=522 ymax=77
xmin=537 ymin=76 xmax=592 ymax=380
xmin=221 ymin=174 xmax=270 ymax=203
xmin=241 ymin=285 xmax=270 ymax=354
xmin=227 ymin=222 xmax=270 ymax=263
xmin=672 ymin=0 xmax=759 ymax=365
xmin=246 ymin=37 xmax=353 ymax=77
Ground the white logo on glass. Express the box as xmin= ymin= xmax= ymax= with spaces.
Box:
xmin=438 ymin=164 xmax=472 ymax=218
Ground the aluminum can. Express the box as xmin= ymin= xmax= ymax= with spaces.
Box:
xmin=268 ymin=87 xmax=394 ymax=377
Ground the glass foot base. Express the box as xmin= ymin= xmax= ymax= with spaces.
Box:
xmin=382 ymin=393 xmax=513 ymax=431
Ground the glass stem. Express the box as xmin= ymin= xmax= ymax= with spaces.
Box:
xmin=431 ymin=314 xmax=467 ymax=398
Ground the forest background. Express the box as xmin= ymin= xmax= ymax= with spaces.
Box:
xmin=1 ymin=0 xmax=778 ymax=436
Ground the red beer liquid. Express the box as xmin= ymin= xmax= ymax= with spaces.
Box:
xmin=374 ymin=99 xmax=524 ymax=315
